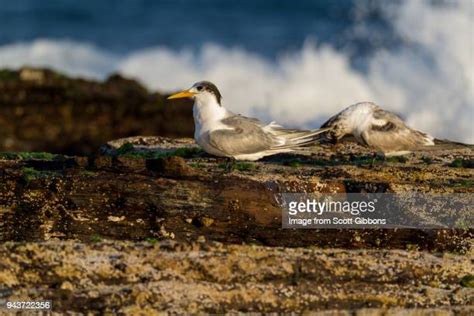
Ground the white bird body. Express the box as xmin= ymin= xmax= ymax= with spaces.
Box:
xmin=321 ymin=102 xmax=436 ymax=156
xmin=169 ymin=81 xmax=328 ymax=161
xmin=192 ymin=93 xmax=233 ymax=155
xmin=169 ymin=83 xmax=462 ymax=159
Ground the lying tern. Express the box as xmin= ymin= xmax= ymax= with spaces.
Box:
xmin=320 ymin=102 xmax=466 ymax=156
xmin=167 ymin=81 xmax=328 ymax=161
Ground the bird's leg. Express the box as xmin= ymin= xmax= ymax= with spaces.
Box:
xmin=370 ymin=152 xmax=377 ymax=166
xmin=371 ymin=152 xmax=385 ymax=166
xmin=368 ymin=152 xmax=377 ymax=167
xmin=224 ymin=157 xmax=236 ymax=173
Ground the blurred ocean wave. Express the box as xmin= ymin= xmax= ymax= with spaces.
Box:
xmin=0 ymin=0 xmax=397 ymax=57
xmin=0 ymin=0 xmax=472 ymax=142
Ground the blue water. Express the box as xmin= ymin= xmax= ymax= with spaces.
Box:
xmin=0 ymin=0 xmax=397 ymax=59
xmin=0 ymin=0 xmax=472 ymax=143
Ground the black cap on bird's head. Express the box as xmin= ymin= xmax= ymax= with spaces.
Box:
xmin=167 ymin=80 xmax=222 ymax=105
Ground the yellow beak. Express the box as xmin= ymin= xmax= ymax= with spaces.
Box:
xmin=167 ymin=90 xmax=196 ymax=100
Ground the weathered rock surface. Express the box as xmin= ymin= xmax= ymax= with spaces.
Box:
xmin=0 ymin=241 xmax=472 ymax=314
xmin=0 ymin=69 xmax=472 ymax=313
xmin=0 ymin=136 xmax=472 ymax=313
xmin=0 ymin=137 xmax=472 ymax=250
xmin=0 ymin=68 xmax=194 ymax=155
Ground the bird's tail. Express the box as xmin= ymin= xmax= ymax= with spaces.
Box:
xmin=430 ymin=139 xmax=474 ymax=150
xmin=272 ymin=127 xmax=331 ymax=149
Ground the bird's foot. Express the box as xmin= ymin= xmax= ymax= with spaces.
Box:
xmin=217 ymin=157 xmax=236 ymax=173
xmin=370 ymin=152 xmax=385 ymax=167
xmin=224 ymin=158 xmax=236 ymax=173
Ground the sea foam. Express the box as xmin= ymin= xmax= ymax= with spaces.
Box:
xmin=0 ymin=0 xmax=472 ymax=142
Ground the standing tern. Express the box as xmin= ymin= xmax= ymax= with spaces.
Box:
xmin=320 ymin=102 xmax=468 ymax=156
xmin=167 ymin=81 xmax=328 ymax=161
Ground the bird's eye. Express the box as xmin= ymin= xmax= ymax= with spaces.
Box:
xmin=196 ymin=86 xmax=203 ymax=91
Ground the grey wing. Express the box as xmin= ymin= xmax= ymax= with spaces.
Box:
xmin=320 ymin=113 xmax=340 ymax=128
xmin=364 ymin=108 xmax=431 ymax=151
xmin=205 ymin=115 xmax=279 ymax=155
xmin=372 ymin=108 xmax=407 ymax=127
xmin=319 ymin=113 xmax=353 ymax=143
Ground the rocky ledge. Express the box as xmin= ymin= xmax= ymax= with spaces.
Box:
xmin=0 ymin=136 xmax=472 ymax=313
xmin=0 ymin=68 xmax=194 ymax=155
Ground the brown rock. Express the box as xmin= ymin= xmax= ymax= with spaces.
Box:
xmin=147 ymin=156 xmax=197 ymax=178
